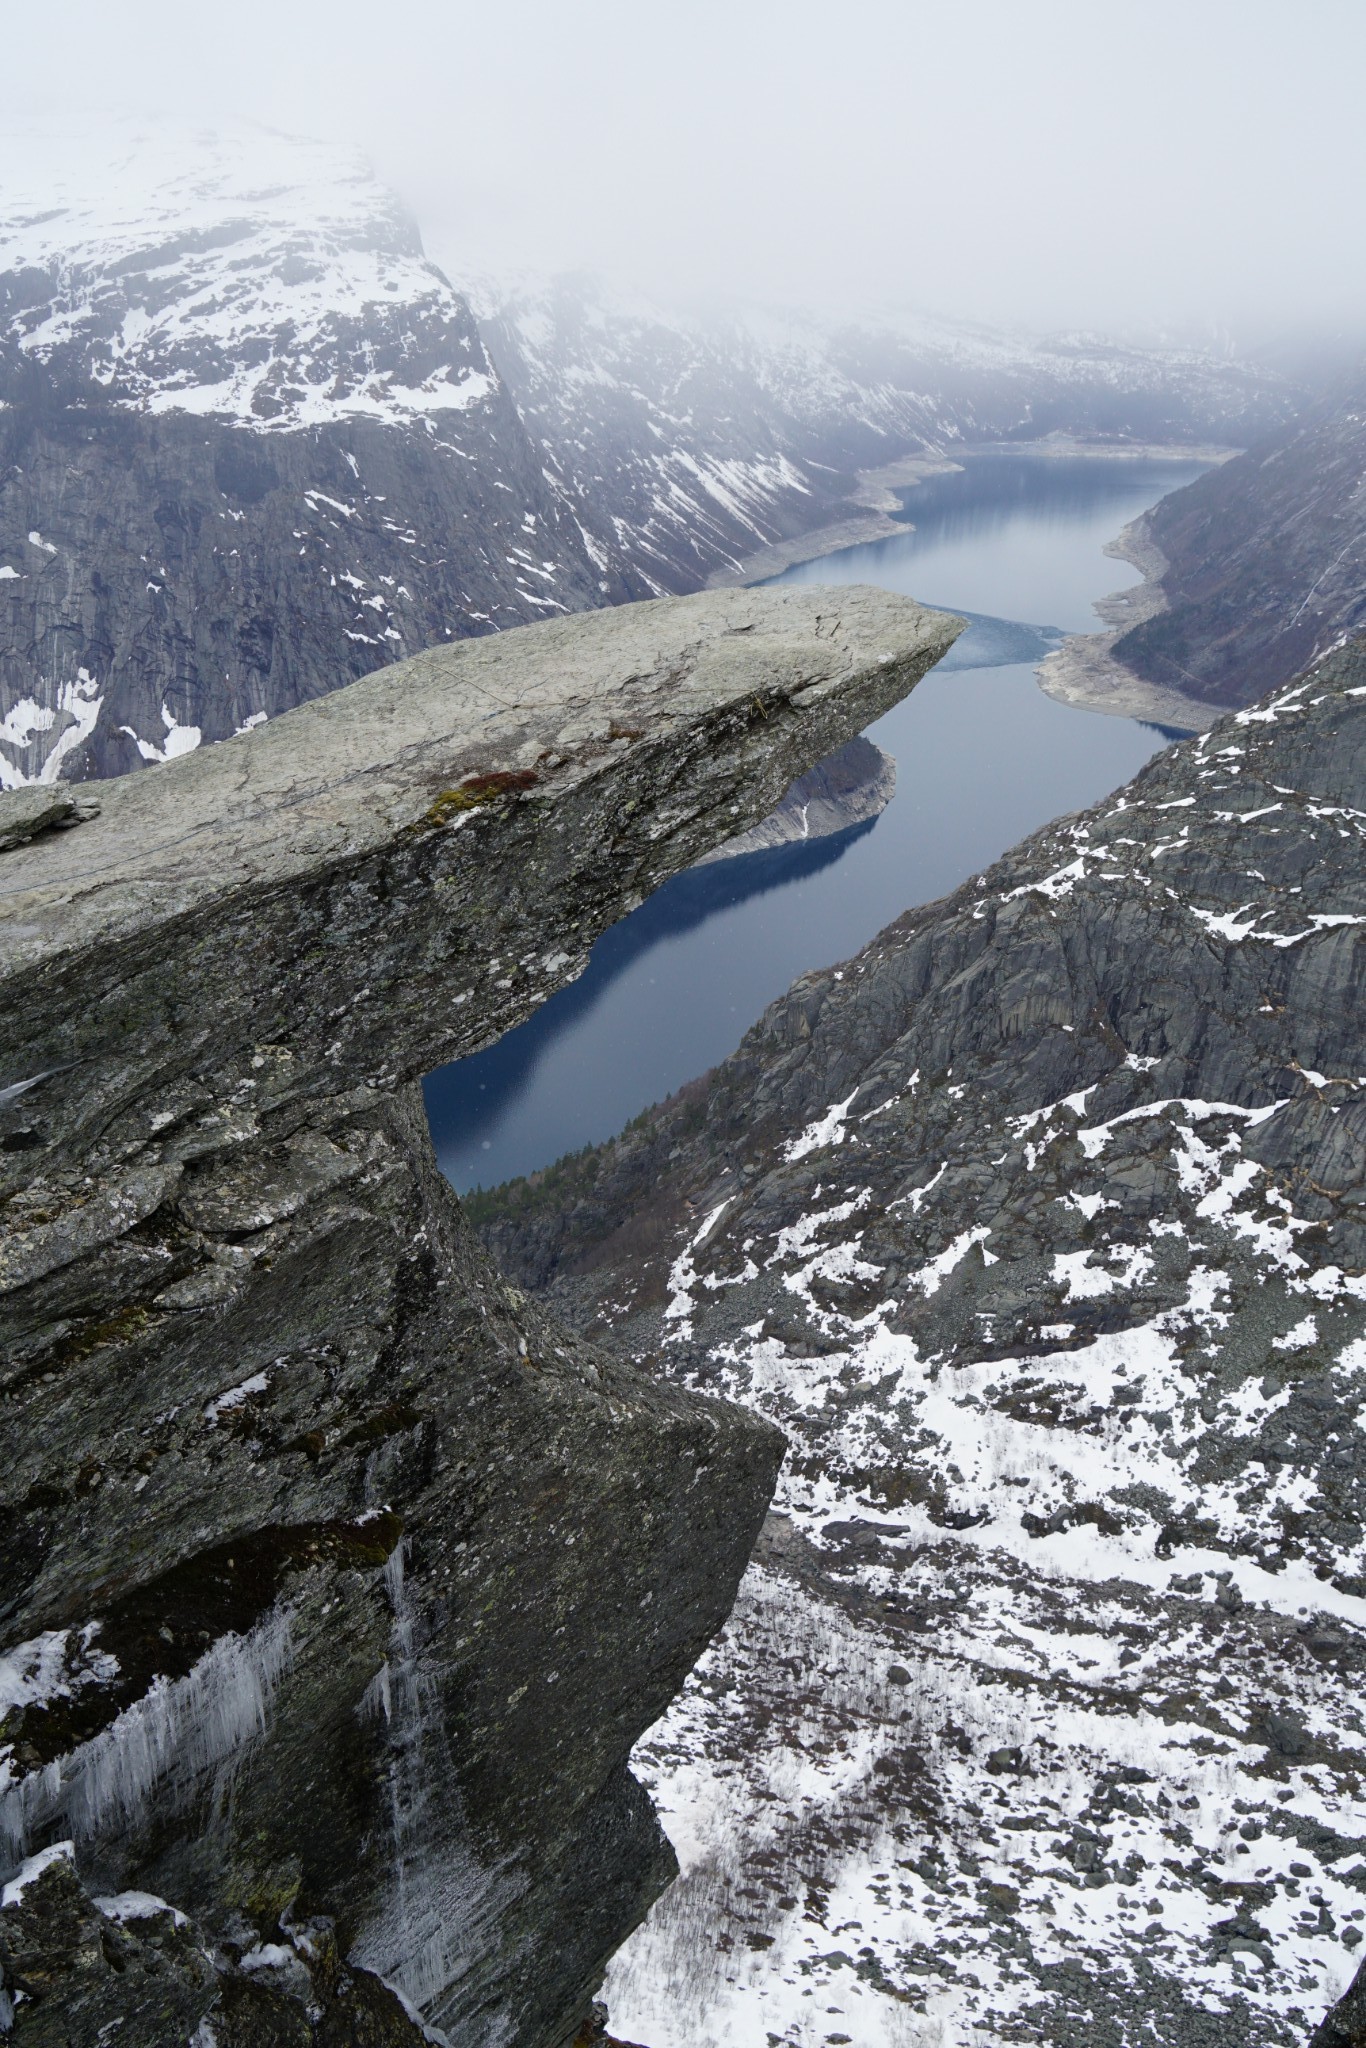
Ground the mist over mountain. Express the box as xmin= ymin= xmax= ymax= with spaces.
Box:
xmin=9 ymin=0 xmax=1366 ymax=341
xmin=461 ymin=269 xmax=1300 ymax=599
xmin=0 ymin=124 xmax=1306 ymax=787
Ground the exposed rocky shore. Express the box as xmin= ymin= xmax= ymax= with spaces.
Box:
xmin=0 ymin=586 xmax=958 ymax=2043
xmin=1041 ymin=381 xmax=1366 ymax=726
xmin=693 ymin=734 xmax=897 ymax=866
xmin=1110 ymin=381 xmax=1366 ymax=710
xmin=1037 ymin=517 xmax=1230 ymax=733
xmin=477 ymin=640 xmax=1366 ymax=2047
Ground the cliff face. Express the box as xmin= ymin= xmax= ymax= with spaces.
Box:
xmin=0 ymin=126 xmax=621 ymax=787
xmin=1110 ymin=377 xmax=1366 ymax=710
xmin=477 ymin=643 xmax=1366 ymax=2046
xmin=0 ymin=586 xmax=959 ymax=2043
xmin=692 ymin=733 xmax=896 ymax=866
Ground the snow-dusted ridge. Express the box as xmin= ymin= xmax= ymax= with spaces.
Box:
xmin=478 ymin=643 xmax=1366 ymax=2047
xmin=0 ymin=122 xmax=1301 ymax=788
xmin=0 ymin=123 xmax=616 ymax=784
xmin=0 ymin=124 xmax=496 ymax=433
xmin=462 ymin=267 xmax=1300 ymax=598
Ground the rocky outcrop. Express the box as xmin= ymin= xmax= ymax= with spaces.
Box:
xmin=0 ymin=585 xmax=958 ymax=2045
xmin=1105 ymin=377 xmax=1366 ymax=711
xmin=0 ymin=1845 xmax=429 ymax=2046
xmin=1314 ymin=1952 xmax=1366 ymax=2047
xmin=476 ymin=642 xmax=1366 ymax=2046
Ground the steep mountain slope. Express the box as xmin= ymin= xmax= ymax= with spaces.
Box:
xmin=0 ymin=126 xmax=618 ymax=786
xmin=463 ymin=271 xmax=1301 ymax=594
xmin=1109 ymin=379 xmax=1366 ymax=709
xmin=477 ymin=641 xmax=1366 ymax=2047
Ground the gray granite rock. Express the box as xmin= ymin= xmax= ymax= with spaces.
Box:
xmin=1313 ymin=1952 xmax=1366 ymax=2046
xmin=0 ymin=585 xmax=958 ymax=2047
xmin=0 ymin=789 xmax=98 ymax=855
xmin=0 ymin=1845 xmax=429 ymax=2045
xmin=1113 ymin=379 xmax=1366 ymax=710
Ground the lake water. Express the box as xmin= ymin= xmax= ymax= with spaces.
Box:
xmin=424 ymin=453 xmax=1209 ymax=1191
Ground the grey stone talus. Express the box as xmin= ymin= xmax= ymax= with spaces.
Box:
xmin=0 ymin=584 xmax=960 ymax=2046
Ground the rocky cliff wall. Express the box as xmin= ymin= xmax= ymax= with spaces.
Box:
xmin=0 ymin=126 xmax=622 ymax=787
xmin=0 ymin=585 xmax=960 ymax=2044
xmin=476 ymin=641 xmax=1366 ymax=2047
xmin=1109 ymin=378 xmax=1366 ymax=711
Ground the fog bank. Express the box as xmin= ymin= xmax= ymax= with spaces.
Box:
xmin=9 ymin=0 xmax=1366 ymax=341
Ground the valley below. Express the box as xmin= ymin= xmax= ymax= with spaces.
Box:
xmin=480 ymin=644 xmax=1366 ymax=2048
xmin=428 ymin=449 xmax=1209 ymax=1191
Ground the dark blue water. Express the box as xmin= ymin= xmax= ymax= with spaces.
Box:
xmin=425 ymin=454 xmax=1208 ymax=1191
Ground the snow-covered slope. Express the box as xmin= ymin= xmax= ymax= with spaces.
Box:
xmin=0 ymin=125 xmax=498 ymax=432
xmin=463 ymin=270 xmax=1301 ymax=595
xmin=477 ymin=643 xmax=1366 ymax=2047
xmin=0 ymin=125 xmax=615 ymax=784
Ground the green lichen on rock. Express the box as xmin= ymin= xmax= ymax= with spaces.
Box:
xmin=425 ymin=769 xmax=540 ymax=826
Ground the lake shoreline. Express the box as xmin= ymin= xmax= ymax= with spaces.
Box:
xmin=1036 ymin=514 xmax=1228 ymax=732
xmin=703 ymin=453 xmax=961 ymax=589
xmin=431 ymin=450 xmax=1217 ymax=1188
xmin=706 ymin=436 xmax=1239 ymax=594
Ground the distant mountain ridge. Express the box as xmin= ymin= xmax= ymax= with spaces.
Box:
xmin=463 ymin=268 xmax=1302 ymax=597
xmin=0 ymin=125 xmax=619 ymax=784
xmin=0 ymin=125 xmax=1303 ymax=786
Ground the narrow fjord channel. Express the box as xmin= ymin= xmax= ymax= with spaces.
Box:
xmin=424 ymin=452 xmax=1210 ymax=1190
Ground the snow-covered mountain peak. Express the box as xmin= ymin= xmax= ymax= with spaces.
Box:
xmin=0 ymin=123 xmax=495 ymax=431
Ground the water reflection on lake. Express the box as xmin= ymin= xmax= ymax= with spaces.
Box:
xmin=424 ymin=453 xmax=1208 ymax=1191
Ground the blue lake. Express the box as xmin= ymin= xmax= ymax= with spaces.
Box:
xmin=424 ymin=452 xmax=1209 ymax=1191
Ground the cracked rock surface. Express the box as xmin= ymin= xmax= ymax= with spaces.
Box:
xmin=0 ymin=584 xmax=958 ymax=2046
xmin=478 ymin=640 xmax=1366 ymax=2047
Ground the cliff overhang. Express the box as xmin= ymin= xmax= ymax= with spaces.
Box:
xmin=0 ymin=586 xmax=960 ymax=2045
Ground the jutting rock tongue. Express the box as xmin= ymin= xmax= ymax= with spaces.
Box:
xmin=0 ymin=586 xmax=960 ymax=2045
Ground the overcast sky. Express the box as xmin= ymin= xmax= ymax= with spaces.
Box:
xmin=12 ymin=0 xmax=1366 ymax=340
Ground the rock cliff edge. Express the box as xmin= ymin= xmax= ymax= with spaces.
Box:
xmin=0 ymin=586 xmax=960 ymax=2044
